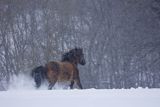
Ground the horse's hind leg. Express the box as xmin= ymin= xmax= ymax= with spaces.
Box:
xmin=48 ymin=79 xmax=57 ymax=90
xmin=48 ymin=83 xmax=54 ymax=90
xmin=48 ymin=82 xmax=56 ymax=90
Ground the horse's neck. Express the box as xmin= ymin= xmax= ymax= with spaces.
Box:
xmin=65 ymin=59 xmax=78 ymax=66
xmin=70 ymin=61 xmax=78 ymax=68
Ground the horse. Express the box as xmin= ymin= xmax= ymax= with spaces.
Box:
xmin=31 ymin=48 xmax=86 ymax=90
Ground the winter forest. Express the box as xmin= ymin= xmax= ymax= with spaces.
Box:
xmin=0 ymin=0 xmax=160 ymax=90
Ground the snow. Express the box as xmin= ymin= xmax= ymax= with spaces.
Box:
xmin=1 ymin=74 xmax=160 ymax=107
xmin=0 ymin=89 xmax=160 ymax=107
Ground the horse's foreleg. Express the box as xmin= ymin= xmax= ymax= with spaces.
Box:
xmin=75 ymin=78 xmax=83 ymax=89
xmin=70 ymin=80 xmax=74 ymax=89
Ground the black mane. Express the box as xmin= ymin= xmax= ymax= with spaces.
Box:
xmin=61 ymin=48 xmax=82 ymax=63
xmin=61 ymin=49 xmax=74 ymax=62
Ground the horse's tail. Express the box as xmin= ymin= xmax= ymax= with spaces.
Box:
xmin=31 ymin=65 xmax=47 ymax=88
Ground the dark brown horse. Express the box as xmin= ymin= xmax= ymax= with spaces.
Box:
xmin=31 ymin=48 xmax=86 ymax=89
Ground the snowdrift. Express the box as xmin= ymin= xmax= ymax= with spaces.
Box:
xmin=0 ymin=89 xmax=160 ymax=107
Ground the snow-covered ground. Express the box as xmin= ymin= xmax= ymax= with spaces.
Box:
xmin=0 ymin=89 xmax=160 ymax=107
xmin=0 ymin=74 xmax=160 ymax=107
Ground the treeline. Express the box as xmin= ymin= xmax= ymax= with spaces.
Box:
xmin=0 ymin=0 xmax=160 ymax=90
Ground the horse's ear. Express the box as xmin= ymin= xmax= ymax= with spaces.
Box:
xmin=79 ymin=48 xmax=82 ymax=51
xmin=75 ymin=47 xmax=82 ymax=51
xmin=74 ymin=47 xmax=78 ymax=50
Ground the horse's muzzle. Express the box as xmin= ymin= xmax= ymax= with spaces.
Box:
xmin=80 ymin=59 xmax=86 ymax=65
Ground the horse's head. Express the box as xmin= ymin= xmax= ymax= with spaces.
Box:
xmin=71 ymin=48 xmax=86 ymax=65
xmin=62 ymin=48 xmax=86 ymax=65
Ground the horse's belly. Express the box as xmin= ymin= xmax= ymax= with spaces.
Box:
xmin=57 ymin=72 xmax=72 ymax=82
